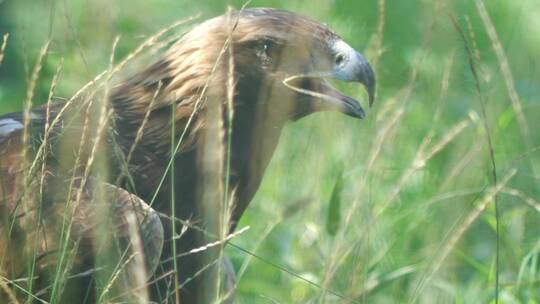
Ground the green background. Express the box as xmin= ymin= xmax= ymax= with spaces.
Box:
xmin=1 ymin=0 xmax=539 ymax=303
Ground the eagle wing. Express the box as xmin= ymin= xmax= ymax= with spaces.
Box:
xmin=0 ymin=110 xmax=164 ymax=301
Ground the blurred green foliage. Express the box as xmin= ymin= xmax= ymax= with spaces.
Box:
xmin=1 ymin=0 xmax=539 ymax=303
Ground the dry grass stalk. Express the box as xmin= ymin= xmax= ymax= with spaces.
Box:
xmin=21 ymin=41 xmax=50 ymax=184
xmin=0 ymin=276 xmax=19 ymax=304
xmin=157 ymin=212 xmax=205 ymax=236
xmin=72 ymin=34 xmax=119 ymax=209
xmin=376 ymin=119 xmax=470 ymax=216
xmin=438 ymin=142 xmax=482 ymax=192
xmin=475 ymin=0 xmax=529 ymax=139
xmin=26 ymin=70 xmax=108 ymax=180
xmin=174 ymin=226 xmax=249 ymax=260
xmin=94 ymin=37 xmax=151 ymax=303
xmin=362 ymin=17 xmax=434 ymax=180
xmin=366 ymin=107 xmax=404 ymax=182
xmin=316 ymin=106 xmax=405 ymax=303
xmin=48 ymin=102 xmax=113 ymax=301
xmin=125 ymin=81 xmax=163 ymax=166
xmin=0 ymin=33 xmax=8 ymax=68
xmin=216 ymin=9 xmax=241 ymax=301
xmin=433 ymin=51 xmax=455 ymax=122
xmin=74 ymin=108 xmax=113 ymax=204
xmin=38 ymin=61 xmax=64 ymax=197
xmin=502 ymin=188 xmax=540 ymax=213
xmin=166 ymin=227 xmax=250 ymax=303
xmin=318 ymin=99 xmax=405 ymax=301
xmin=61 ymin=1 xmax=91 ymax=77
xmin=352 ymin=265 xmax=417 ymax=298
xmin=70 ymin=92 xmax=98 ymax=180
xmin=97 ymin=253 xmax=138 ymax=303
xmin=47 ymin=114 xmax=110 ymax=301
xmin=451 ymin=12 xmax=505 ymax=300
xmin=512 ymin=146 xmax=540 ymax=164
xmin=367 ymin=0 xmax=386 ymax=69
xmin=111 ymin=16 xmax=198 ymax=77
xmin=29 ymin=17 xmax=200 ymax=216
xmin=318 ymin=26 xmax=452 ymax=298
xmin=148 ymin=15 xmax=233 ymax=208
xmin=228 ymin=242 xmax=359 ymax=304
xmin=26 ymin=53 xmax=62 ymax=303
xmin=374 ymin=54 xmax=460 ymax=214
xmin=189 ymin=9 xmax=241 ymax=302
xmin=409 ymin=168 xmax=517 ymax=303
xmin=107 ymin=270 xmax=175 ymax=302
xmin=31 ymin=15 xmax=197 ymax=177
xmin=97 ymin=251 xmax=140 ymax=303
xmin=8 ymin=41 xmax=51 ymax=302
xmin=464 ymin=16 xmax=481 ymax=63
xmin=5 ymin=13 xmax=242 ymax=303
xmin=175 ymin=258 xmax=221 ymax=294
xmin=235 ymin=223 xmax=277 ymax=281
xmin=375 ymin=95 xmax=397 ymax=123
xmin=423 ymin=188 xmax=484 ymax=207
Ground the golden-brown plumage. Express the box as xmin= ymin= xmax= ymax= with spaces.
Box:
xmin=0 ymin=8 xmax=375 ymax=303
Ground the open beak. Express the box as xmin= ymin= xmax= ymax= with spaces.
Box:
xmin=316 ymin=78 xmax=371 ymax=119
xmin=283 ymin=40 xmax=375 ymax=119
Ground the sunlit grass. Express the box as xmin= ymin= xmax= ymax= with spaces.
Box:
xmin=0 ymin=0 xmax=539 ymax=303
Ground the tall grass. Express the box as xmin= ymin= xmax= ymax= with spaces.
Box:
xmin=0 ymin=0 xmax=539 ymax=303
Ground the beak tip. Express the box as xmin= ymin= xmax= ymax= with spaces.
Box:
xmin=348 ymin=106 xmax=365 ymax=119
xmin=365 ymin=67 xmax=376 ymax=108
xmin=358 ymin=110 xmax=366 ymax=119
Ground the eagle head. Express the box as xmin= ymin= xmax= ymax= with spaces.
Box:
xmin=112 ymin=8 xmax=375 ymax=150
xmin=183 ymin=8 xmax=376 ymax=120
xmin=230 ymin=8 xmax=375 ymax=120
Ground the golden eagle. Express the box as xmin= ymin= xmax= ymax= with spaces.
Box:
xmin=0 ymin=8 xmax=375 ymax=303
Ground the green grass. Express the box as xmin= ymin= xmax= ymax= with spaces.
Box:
xmin=1 ymin=0 xmax=540 ymax=303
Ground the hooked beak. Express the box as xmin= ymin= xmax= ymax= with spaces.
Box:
xmin=284 ymin=40 xmax=376 ymax=119
xmin=324 ymin=40 xmax=376 ymax=118
xmin=332 ymin=42 xmax=376 ymax=107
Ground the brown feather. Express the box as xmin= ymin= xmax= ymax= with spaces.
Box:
xmin=0 ymin=8 xmax=373 ymax=303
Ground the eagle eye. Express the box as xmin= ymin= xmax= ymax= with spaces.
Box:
xmin=263 ymin=42 xmax=272 ymax=54
xmin=258 ymin=39 xmax=278 ymax=63
xmin=335 ymin=53 xmax=346 ymax=66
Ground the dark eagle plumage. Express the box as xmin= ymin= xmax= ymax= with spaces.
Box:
xmin=0 ymin=8 xmax=375 ymax=303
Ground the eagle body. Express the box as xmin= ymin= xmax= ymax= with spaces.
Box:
xmin=0 ymin=8 xmax=375 ymax=303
